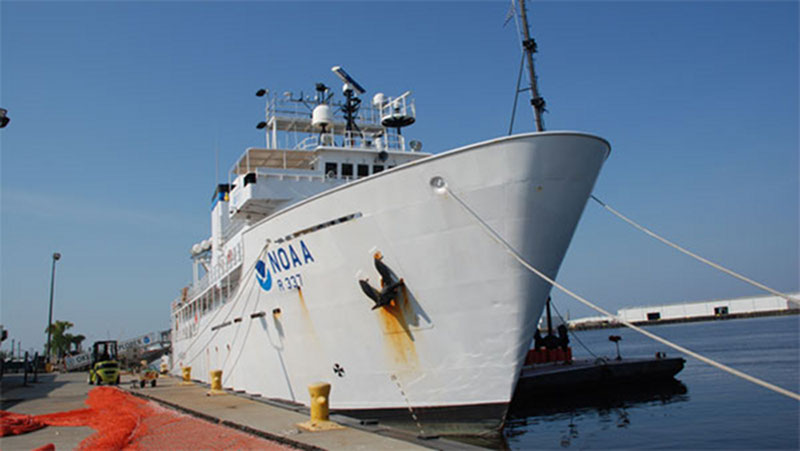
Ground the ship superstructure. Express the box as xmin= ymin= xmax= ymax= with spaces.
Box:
xmin=175 ymin=68 xmax=428 ymax=338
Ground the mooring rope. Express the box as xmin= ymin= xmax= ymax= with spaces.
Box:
xmin=590 ymin=195 xmax=800 ymax=306
xmin=179 ymin=242 xmax=270 ymax=363
xmin=443 ymin=186 xmax=800 ymax=402
xmin=221 ymin=279 xmax=264 ymax=385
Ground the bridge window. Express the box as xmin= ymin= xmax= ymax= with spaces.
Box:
xmin=373 ymin=165 xmax=384 ymax=174
xmin=325 ymin=162 xmax=337 ymax=178
xmin=647 ymin=312 xmax=661 ymax=321
xmin=357 ymin=164 xmax=369 ymax=178
xmin=342 ymin=163 xmax=354 ymax=178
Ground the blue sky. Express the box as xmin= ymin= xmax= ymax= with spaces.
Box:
xmin=1 ymin=1 xmax=797 ymax=354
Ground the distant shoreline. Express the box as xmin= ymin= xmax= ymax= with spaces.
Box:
xmin=569 ymin=308 xmax=800 ymax=331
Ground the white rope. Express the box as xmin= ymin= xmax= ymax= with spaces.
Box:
xmin=221 ymin=278 xmax=264 ymax=385
xmin=444 ymin=186 xmax=800 ymax=402
xmin=590 ymin=195 xmax=800 ymax=306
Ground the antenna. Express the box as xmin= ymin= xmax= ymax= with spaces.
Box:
xmin=518 ymin=0 xmax=546 ymax=132
xmin=314 ymin=83 xmax=329 ymax=104
xmin=331 ymin=66 xmax=366 ymax=95
xmin=331 ymin=66 xmax=364 ymax=134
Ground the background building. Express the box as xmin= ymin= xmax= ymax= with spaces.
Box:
xmin=569 ymin=293 xmax=799 ymax=330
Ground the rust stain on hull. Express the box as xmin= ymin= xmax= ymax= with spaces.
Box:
xmin=377 ymin=294 xmax=419 ymax=367
xmin=296 ymin=287 xmax=321 ymax=346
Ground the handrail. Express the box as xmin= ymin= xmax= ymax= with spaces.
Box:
xmin=257 ymin=89 xmax=417 ymax=154
xmin=181 ymin=242 xmax=244 ymax=304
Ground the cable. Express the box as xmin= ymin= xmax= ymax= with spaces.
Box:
xmin=178 ymin=243 xmax=269 ymax=364
xmin=590 ymin=195 xmax=800 ymax=306
xmin=444 ymin=185 xmax=800 ymax=402
xmin=182 ymin=276 xmax=257 ymax=367
xmin=221 ymin=279 xmax=263 ymax=385
xmin=549 ymin=300 xmax=598 ymax=359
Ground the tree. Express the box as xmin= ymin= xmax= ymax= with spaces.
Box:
xmin=45 ymin=320 xmax=74 ymax=360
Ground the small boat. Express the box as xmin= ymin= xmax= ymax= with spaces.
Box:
xmin=516 ymin=355 xmax=685 ymax=398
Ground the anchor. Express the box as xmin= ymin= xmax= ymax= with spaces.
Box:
xmin=358 ymin=255 xmax=405 ymax=310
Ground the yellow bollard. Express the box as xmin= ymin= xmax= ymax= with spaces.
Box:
xmin=309 ymin=382 xmax=330 ymax=421
xmin=180 ymin=366 xmax=193 ymax=385
xmin=296 ymin=382 xmax=344 ymax=432
xmin=207 ymin=370 xmax=225 ymax=396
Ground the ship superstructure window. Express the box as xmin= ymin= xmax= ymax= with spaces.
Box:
xmin=647 ymin=312 xmax=661 ymax=321
xmin=325 ymin=162 xmax=337 ymax=178
xmin=373 ymin=165 xmax=384 ymax=174
xmin=342 ymin=163 xmax=354 ymax=178
xmin=357 ymin=164 xmax=369 ymax=178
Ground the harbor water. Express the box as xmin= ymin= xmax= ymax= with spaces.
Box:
xmin=504 ymin=315 xmax=799 ymax=449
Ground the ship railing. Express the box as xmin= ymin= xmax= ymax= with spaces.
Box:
xmin=253 ymin=168 xmax=327 ymax=183
xmin=379 ymin=93 xmax=415 ymax=126
xmin=265 ymin=94 xmax=382 ymax=128
xmin=184 ymin=242 xmax=244 ymax=302
xmin=378 ymin=133 xmax=406 ymax=151
xmin=294 ymin=130 xmax=407 ymax=152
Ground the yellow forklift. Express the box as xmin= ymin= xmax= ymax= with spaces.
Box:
xmin=88 ymin=340 xmax=120 ymax=385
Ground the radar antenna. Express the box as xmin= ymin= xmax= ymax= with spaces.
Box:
xmin=331 ymin=66 xmax=364 ymax=134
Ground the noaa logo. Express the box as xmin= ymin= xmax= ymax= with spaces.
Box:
xmin=255 ymin=260 xmax=272 ymax=291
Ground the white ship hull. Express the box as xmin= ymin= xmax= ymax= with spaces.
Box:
xmin=172 ymin=132 xmax=609 ymax=433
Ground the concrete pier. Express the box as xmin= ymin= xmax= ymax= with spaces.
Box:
xmin=1 ymin=372 xmax=479 ymax=450
xmin=1 ymin=373 xmax=95 ymax=449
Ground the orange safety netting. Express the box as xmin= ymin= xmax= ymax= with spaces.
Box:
xmin=1 ymin=386 xmax=293 ymax=450
xmin=1 ymin=410 xmax=47 ymax=436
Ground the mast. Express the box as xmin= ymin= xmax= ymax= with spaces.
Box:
xmin=518 ymin=0 xmax=546 ymax=132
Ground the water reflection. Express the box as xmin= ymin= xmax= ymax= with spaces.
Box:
xmin=454 ymin=379 xmax=688 ymax=450
xmin=505 ymin=379 xmax=688 ymax=448
xmin=510 ymin=378 xmax=688 ymax=418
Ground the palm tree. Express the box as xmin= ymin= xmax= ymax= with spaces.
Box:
xmin=44 ymin=320 xmax=74 ymax=361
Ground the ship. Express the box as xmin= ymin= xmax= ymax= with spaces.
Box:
xmin=170 ymin=5 xmax=610 ymax=434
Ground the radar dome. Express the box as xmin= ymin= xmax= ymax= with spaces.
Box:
xmin=312 ymin=104 xmax=333 ymax=131
xmin=372 ymin=93 xmax=386 ymax=108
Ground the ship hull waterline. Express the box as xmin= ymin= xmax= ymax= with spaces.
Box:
xmin=172 ymin=131 xmax=610 ymax=434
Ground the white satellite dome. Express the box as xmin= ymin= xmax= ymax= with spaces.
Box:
xmin=372 ymin=93 xmax=386 ymax=108
xmin=191 ymin=244 xmax=201 ymax=255
xmin=311 ymin=104 xmax=333 ymax=130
